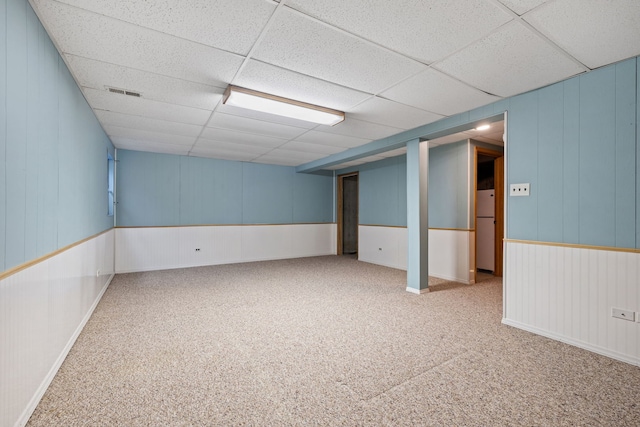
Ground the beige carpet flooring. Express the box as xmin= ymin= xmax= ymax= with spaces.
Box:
xmin=28 ymin=256 xmax=640 ymax=426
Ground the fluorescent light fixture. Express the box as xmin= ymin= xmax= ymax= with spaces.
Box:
xmin=223 ymin=85 xmax=345 ymax=126
xmin=475 ymin=124 xmax=491 ymax=131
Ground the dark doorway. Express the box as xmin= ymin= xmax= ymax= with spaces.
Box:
xmin=337 ymin=173 xmax=358 ymax=255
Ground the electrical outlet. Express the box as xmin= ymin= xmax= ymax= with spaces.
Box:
xmin=96 ymin=269 xmax=100 ymax=278
xmin=612 ymin=308 xmax=635 ymax=322
xmin=378 ymin=248 xmax=382 ymax=251
xmin=510 ymin=183 xmax=530 ymax=196
xmin=195 ymin=248 xmax=201 ymax=252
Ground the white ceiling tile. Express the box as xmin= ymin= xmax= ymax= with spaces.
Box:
xmin=193 ymin=139 xmax=271 ymax=155
xmin=252 ymin=7 xmax=426 ymax=93
xmin=251 ymin=157 xmax=307 ymax=167
xmin=216 ymin=104 xmax=318 ymax=129
xmin=200 ymin=127 xmax=287 ymax=148
xmin=314 ymin=117 xmax=403 ymax=141
xmin=434 ymin=21 xmax=586 ymax=98
xmin=31 ymin=0 xmax=243 ymax=86
xmin=294 ymin=131 xmax=371 ymax=148
xmin=207 ymin=112 xmax=308 ymax=140
xmin=53 ymin=0 xmax=276 ymax=55
xmin=286 ymin=0 xmax=512 ymax=63
xmin=85 ymin=88 xmax=212 ymax=125
xmin=381 ymin=69 xmax=500 ymax=116
xmin=349 ymin=97 xmax=444 ymax=130
xmin=67 ymin=55 xmax=223 ymax=110
xmin=277 ymin=141 xmax=345 ymax=155
xmin=497 ymin=0 xmax=547 ymax=15
xmin=95 ymin=111 xmax=203 ymax=137
xmin=188 ymin=147 xmax=259 ymax=162
xmin=259 ymin=149 xmax=324 ymax=161
xmin=111 ymin=137 xmax=190 ymax=156
xmin=524 ymin=0 xmax=640 ymax=69
xmin=104 ymin=125 xmax=196 ymax=146
xmin=234 ymin=60 xmax=372 ymax=111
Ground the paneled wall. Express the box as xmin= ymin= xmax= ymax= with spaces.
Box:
xmin=358 ymin=156 xmax=407 ymax=227
xmin=116 ymin=150 xmax=333 ymax=226
xmin=504 ymin=241 xmax=639 ymax=366
xmin=428 ymin=140 xmax=470 ymax=229
xmin=358 ymin=226 xmax=473 ymax=283
xmin=116 ymin=224 xmax=336 ymax=273
xmin=507 ymin=58 xmax=637 ymax=248
xmin=1 ymin=1 xmax=117 ymax=425
xmin=0 ymin=0 xmax=115 ymax=273
xmin=0 ymin=230 xmax=115 ymax=427
xmin=346 ymin=143 xmax=475 ymax=281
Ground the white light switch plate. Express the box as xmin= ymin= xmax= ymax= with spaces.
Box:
xmin=510 ymin=183 xmax=530 ymax=196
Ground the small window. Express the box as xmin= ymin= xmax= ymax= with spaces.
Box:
xmin=107 ymin=153 xmax=115 ymax=216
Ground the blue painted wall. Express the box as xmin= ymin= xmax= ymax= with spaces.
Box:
xmin=116 ymin=150 xmax=333 ymax=226
xmin=334 ymin=57 xmax=638 ymax=250
xmin=507 ymin=58 xmax=637 ymax=248
xmin=428 ymin=140 xmax=469 ymax=229
xmin=1 ymin=0 xmax=115 ymax=272
xmin=338 ymin=156 xmax=407 ymax=227
xmin=339 ymin=141 xmax=475 ymax=230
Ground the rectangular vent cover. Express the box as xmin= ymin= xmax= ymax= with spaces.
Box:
xmin=107 ymin=87 xmax=141 ymax=97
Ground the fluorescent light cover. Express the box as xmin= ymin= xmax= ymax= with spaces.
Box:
xmin=223 ymin=85 xmax=345 ymax=126
xmin=475 ymin=124 xmax=491 ymax=131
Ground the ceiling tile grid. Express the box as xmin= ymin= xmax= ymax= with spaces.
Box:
xmin=234 ymin=60 xmax=372 ymax=111
xmin=380 ymin=68 xmax=501 ymax=116
xmin=52 ymin=0 xmax=277 ymax=55
xmin=251 ymin=7 xmax=427 ymax=94
xmin=523 ymin=0 xmax=640 ymax=69
xmin=207 ymin=113 xmax=309 ymax=140
xmin=348 ymin=97 xmax=445 ymax=130
xmin=433 ymin=21 xmax=587 ymax=98
xmin=67 ymin=55 xmax=224 ymax=110
xmin=285 ymin=0 xmax=513 ymax=64
xmin=199 ymin=127 xmax=288 ymax=148
xmin=32 ymin=0 xmax=245 ymax=87
xmin=84 ymin=88 xmax=212 ymax=126
xmin=104 ymin=125 xmax=197 ymax=147
xmin=27 ymin=0 xmax=640 ymax=168
xmin=95 ymin=111 xmax=203 ymax=138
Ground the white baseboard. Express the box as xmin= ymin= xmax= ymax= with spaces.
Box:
xmin=17 ymin=273 xmax=114 ymax=427
xmin=502 ymin=318 xmax=639 ymax=367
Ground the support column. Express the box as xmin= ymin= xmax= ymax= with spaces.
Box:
xmin=406 ymin=139 xmax=429 ymax=294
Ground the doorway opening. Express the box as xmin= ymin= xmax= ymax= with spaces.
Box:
xmin=337 ymin=173 xmax=358 ymax=255
xmin=474 ymin=147 xmax=504 ymax=282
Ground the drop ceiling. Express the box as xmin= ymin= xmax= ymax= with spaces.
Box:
xmin=29 ymin=0 xmax=640 ymax=169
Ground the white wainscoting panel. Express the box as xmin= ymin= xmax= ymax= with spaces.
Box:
xmin=358 ymin=226 xmax=472 ymax=283
xmin=428 ymin=229 xmax=473 ymax=283
xmin=358 ymin=226 xmax=408 ymax=270
xmin=0 ymin=229 xmax=115 ymax=427
xmin=504 ymin=241 xmax=640 ymax=366
xmin=115 ymin=224 xmax=337 ymax=273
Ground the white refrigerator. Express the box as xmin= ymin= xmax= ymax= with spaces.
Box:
xmin=476 ymin=189 xmax=495 ymax=272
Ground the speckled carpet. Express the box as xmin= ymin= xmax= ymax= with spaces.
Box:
xmin=28 ymin=256 xmax=640 ymax=426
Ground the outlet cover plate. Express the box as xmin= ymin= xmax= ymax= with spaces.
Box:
xmin=612 ymin=308 xmax=635 ymax=322
xmin=510 ymin=183 xmax=530 ymax=196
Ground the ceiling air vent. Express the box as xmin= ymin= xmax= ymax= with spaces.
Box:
xmin=106 ymin=86 xmax=141 ymax=97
